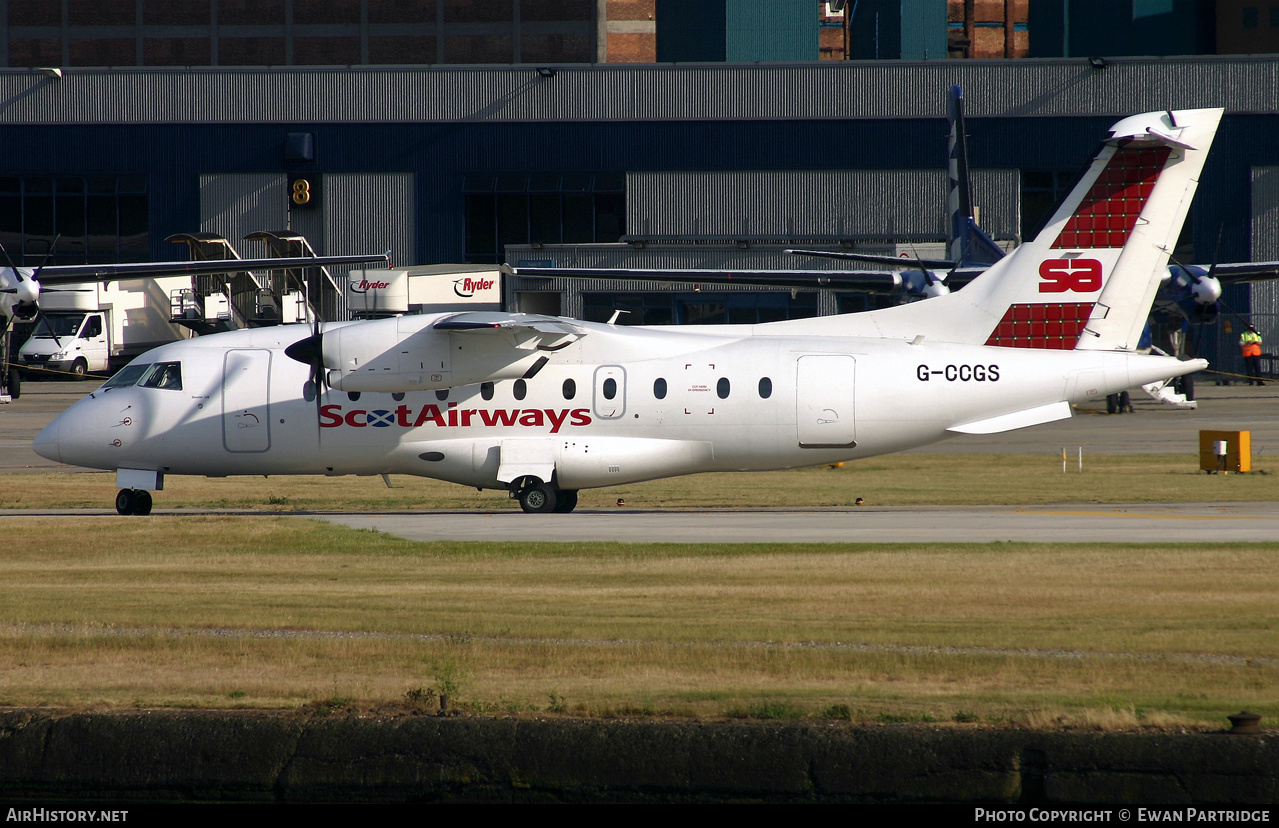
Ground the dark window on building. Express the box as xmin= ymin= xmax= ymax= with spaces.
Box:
xmin=562 ymin=378 xmax=576 ymax=400
xmin=10 ymin=0 xmax=62 ymax=26
xmin=758 ymin=377 xmax=772 ymax=399
xmin=219 ymin=37 xmax=287 ymax=66
xmin=370 ymin=0 xmax=437 ymax=24
xmin=144 ymin=38 xmax=213 ymax=65
xmin=653 ymin=377 xmax=667 ymax=399
xmin=716 ymin=377 xmax=730 ymax=399
xmin=1021 ymin=170 xmax=1074 ymax=241
xmin=143 ymin=1 xmax=211 ymax=26
xmin=370 ymin=36 xmax=437 ymax=64
xmin=464 ymin=173 xmax=626 ymax=264
xmin=294 ymin=37 xmax=362 ymax=65
xmin=0 ymin=175 xmax=149 ymax=265
xmin=1244 ymin=7 xmax=1260 ymax=29
xmin=480 ymin=381 xmax=494 ymax=400
xmin=523 ymin=0 xmax=593 ymax=21
xmin=69 ymin=38 xmax=136 ymax=66
xmin=522 ymin=32 xmax=592 ymax=63
xmin=68 ymin=0 xmax=133 ymax=25
xmin=220 ymin=0 xmax=286 ymax=25
xmin=445 ymin=0 xmax=514 ymax=23
xmin=9 ymin=39 xmax=62 ymax=65
xmin=444 ymin=34 xmax=513 ymax=62
xmin=294 ymin=0 xmax=362 ymax=24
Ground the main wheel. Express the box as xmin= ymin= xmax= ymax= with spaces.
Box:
xmin=134 ymin=490 xmax=153 ymax=516
xmin=519 ymin=482 xmax=558 ymax=514
xmin=552 ymin=490 xmax=578 ymax=513
xmin=115 ymin=489 xmax=136 ymax=516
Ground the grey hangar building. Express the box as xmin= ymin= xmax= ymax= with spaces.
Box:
xmin=3 ymin=55 xmax=1279 ymax=375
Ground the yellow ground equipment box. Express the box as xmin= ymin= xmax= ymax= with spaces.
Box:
xmin=1198 ymin=430 xmax=1251 ymax=473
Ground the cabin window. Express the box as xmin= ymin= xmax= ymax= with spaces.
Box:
xmin=758 ymin=377 xmax=772 ymax=399
xmin=562 ymin=378 xmax=576 ymax=400
xmin=603 ymin=377 xmax=617 ymax=400
xmin=653 ymin=377 xmax=667 ymax=399
xmin=513 ymin=379 xmax=527 ymax=400
xmin=480 ymin=381 xmax=494 ymax=400
xmin=435 ymin=389 xmax=449 ymax=401
xmin=347 ymin=391 xmax=361 ymax=402
xmin=717 ymin=377 xmax=730 ymax=399
xmin=140 ymin=362 xmax=182 ymax=391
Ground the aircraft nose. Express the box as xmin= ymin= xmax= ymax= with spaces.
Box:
xmin=32 ymin=417 xmax=61 ymax=463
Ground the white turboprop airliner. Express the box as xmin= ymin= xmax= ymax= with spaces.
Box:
xmin=34 ymin=108 xmax=1221 ymax=515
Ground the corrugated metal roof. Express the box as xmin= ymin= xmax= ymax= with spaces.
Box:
xmin=1 ymin=56 xmax=1276 ymax=126
xmin=625 ymin=168 xmax=1020 ymax=240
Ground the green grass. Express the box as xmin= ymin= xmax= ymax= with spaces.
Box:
xmin=2 ymin=452 xmax=1274 ymax=511
xmin=0 ymin=515 xmax=1273 ymax=729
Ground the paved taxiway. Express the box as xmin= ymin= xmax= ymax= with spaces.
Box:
xmin=5 ymin=378 xmax=1279 ymax=544
xmin=317 ymin=501 xmax=1279 ymax=543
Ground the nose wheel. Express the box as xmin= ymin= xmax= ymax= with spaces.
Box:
xmin=115 ymin=488 xmax=153 ymax=516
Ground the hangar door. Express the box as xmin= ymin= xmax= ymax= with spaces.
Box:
xmin=795 ymin=354 xmax=856 ymax=448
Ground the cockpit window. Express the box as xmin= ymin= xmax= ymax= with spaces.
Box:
xmin=102 ymin=362 xmax=152 ymax=390
xmin=140 ymin=362 xmax=183 ymax=390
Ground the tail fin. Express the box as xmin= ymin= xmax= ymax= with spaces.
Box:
xmin=968 ymin=107 xmax=1223 ymax=351
xmin=947 ymin=85 xmax=1006 ymax=268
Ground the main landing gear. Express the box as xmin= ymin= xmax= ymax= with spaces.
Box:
xmin=512 ymin=478 xmax=579 ymax=513
xmin=115 ymin=488 xmax=152 ymax=516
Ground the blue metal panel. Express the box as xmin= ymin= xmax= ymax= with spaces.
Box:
xmin=899 ymin=0 xmax=947 ymax=60
xmin=726 ymin=0 xmax=816 ymax=62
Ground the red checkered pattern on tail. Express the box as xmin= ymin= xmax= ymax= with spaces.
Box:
xmin=984 ymin=302 xmax=1095 ymax=349
xmin=1052 ymin=146 xmax=1170 ymax=249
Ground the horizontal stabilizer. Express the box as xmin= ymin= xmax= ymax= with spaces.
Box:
xmin=947 ymin=401 xmax=1072 ymax=435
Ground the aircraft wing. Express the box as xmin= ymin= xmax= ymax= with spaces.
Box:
xmin=512 ymin=265 xmax=905 ymax=293
xmin=434 ymin=311 xmax=585 ymax=349
xmin=784 ymin=248 xmax=958 ymax=269
xmin=31 ymin=253 xmax=391 ymax=286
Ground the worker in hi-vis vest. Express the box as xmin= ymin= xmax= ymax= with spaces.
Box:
xmin=1241 ymin=326 xmax=1264 ymax=386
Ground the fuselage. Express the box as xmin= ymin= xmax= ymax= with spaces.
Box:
xmin=34 ymin=315 xmax=1193 ymax=492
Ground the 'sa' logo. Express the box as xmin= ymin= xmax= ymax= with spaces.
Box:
xmin=1039 ymin=258 xmax=1102 ymax=293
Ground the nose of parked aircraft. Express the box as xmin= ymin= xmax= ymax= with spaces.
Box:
xmin=32 ymin=417 xmax=60 ymax=463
